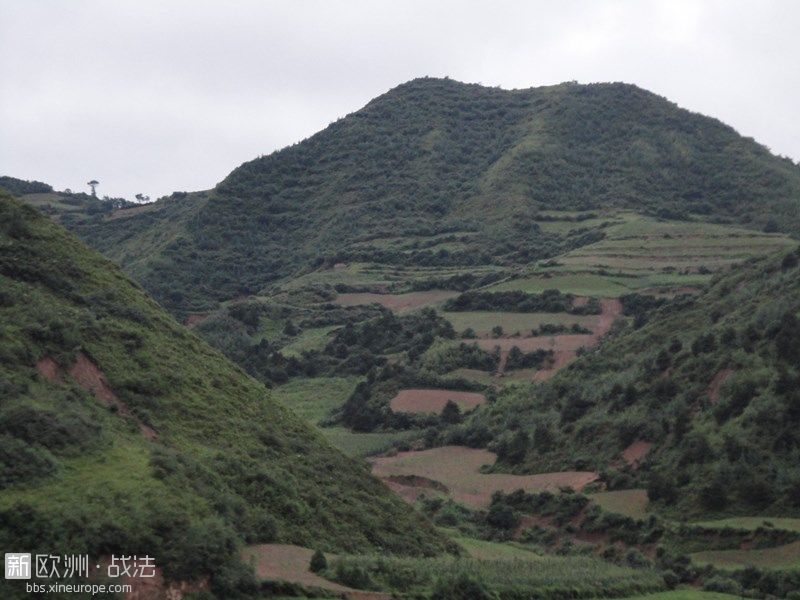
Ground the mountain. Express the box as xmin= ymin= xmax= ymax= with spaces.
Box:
xmin=0 ymin=193 xmax=450 ymax=598
xmin=26 ymin=78 xmax=800 ymax=316
xmin=451 ymin=246 xmax=800 ymax=518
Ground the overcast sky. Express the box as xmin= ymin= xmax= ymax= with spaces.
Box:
xmin=1 ymin=0 xmax=798 ymax=201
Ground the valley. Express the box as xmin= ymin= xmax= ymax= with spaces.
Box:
xmin=3 ymin=77 xmax=800 ymax=599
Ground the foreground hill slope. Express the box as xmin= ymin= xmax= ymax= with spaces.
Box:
xmin=41 ymin=78 xmax=800 ymax=315
xmin=453 ymin=247 xmax=800 ymax=518
xmin=0 ymin=194 xmax=449 ymax=596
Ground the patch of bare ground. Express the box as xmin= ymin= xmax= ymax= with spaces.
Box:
xmin=242 ymin=545 xmax=390 ymax=600
xmin=390 ymin=389 xmax=485 ymax=414
xmin=707 ymin=368 xmax=733 ymax=404
xmin=90 ymin=557 xmax=208 ymax=600
xmin=35 ymin=356 xmax=62 ymax=381
xmin=334 ymin=290 xmax=458 ymax=312
xmin=370 ymin=446 xmax=597 ymax=509
xmin=36 ymin=353 xmax=157 ymax=440
xmin=183 ymin=313 xmax=208 ymax=327
xmin=621 ymin=440 xmax=652 ymax=469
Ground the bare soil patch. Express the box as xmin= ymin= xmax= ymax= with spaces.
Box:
xmin=390 ymin=389 xmax=485 ymax=414
xmin=36 ymin=356 xmax=62 ymax=382
xmin=621 ymin=440 xmax=652 ymax=468
xmin=334 ymin=290 xmax=458 ymax=312
xmin=371 ymin=446 xmax=597 ymax=509
xmin=184 ymin=313 xmax=208 ymax=327
xmin=707 ymin=368 xmax=733 ymax=404
xmin=65 ymin=353 xmax=157 ymax=440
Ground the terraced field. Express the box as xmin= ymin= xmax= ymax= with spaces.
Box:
xmin=589 ymin=489 xmax=649 ymax=520
xmin=335 ymin=290 xmax=458 ymax=312
xmin=692 ymin=517 xmax=800 ymax=534
xmin=389 ymin=388 xmax=486 ymax=414
xmin=492 ymin=213 xmax=794 ymax=297
xmin=370 ymin=446 xmax=598 ymax=509
xmin=691 ymin=540 xmax=800 ymax=570
xmin=443 ymin=310 xmax=597 ymax=337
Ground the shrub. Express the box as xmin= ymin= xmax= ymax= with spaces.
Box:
xmin=309 ymin=549 xmax=327 ymax=573
xmin=703 ymin=575 xmax=742 ymax=595
xmin=431 ymin=572 xmax=497 ymax=600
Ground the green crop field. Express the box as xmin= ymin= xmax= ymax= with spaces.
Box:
xmin=442 ymin=310 xmax=597 ymax=335
xmin=590 ymin=489 xmax=649 ymax=520
xmin=691 ymin=541 xmax=800 ymax=570
xmin=692 ymin=517 xmax=800 ymax=533
xmin=270 ymin=377 xmax=360 ymax=424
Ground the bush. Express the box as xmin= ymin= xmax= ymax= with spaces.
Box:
xmin=431 ymin=572 xmax=497 ymax=600
xmin=703 ymin=575 xmax=742 ymax=595
xmin=309 ymin=549 xmax=327 ymax=573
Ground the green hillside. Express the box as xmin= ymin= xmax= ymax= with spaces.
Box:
xmin=448 ymin=246 xmax=800 ymax=518
xmin=27 ymin=78 xmax=800 ymax=315
xmin=0 ymin=194 xmax=449 ymax=598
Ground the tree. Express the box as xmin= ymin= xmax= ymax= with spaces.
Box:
xmin=87 ymin=180 xmax=99 ymax=197
xmin=309 ymin=549 xmax=327 ymax=573
xmin=135 ymin=193 xmax=151 ymax=203
xmin=491 ymin=325 xmax=503 ymax=338
xmin=441 ymin=400 xmax=462 ymax=424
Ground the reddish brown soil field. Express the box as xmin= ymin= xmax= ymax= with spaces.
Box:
xmin=371 ymin=446 xmax=597 ymax=509
xmin=707 ymin=368 xmax=733 ymax=404
xmin=36 ymin=356 xmax=62 ymax=381
xmin=390 ymin=389 xmax=486 ymax=414
xmin=335 ymin=290 xmax=458 ymax=312
xmin=621 ymin=440 xmax=652 ymax=468
xmin=184 ymin=313 xmax=208 ymax=327
xmin=242 ymin=545 xmax=390 ymax=599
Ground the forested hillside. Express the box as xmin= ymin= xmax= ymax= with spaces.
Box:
xmin=25 ymin=78 xmax=800 ymax=315
xmin=0 ymin=194 xmax=450 ymax=598
xmin=447 ymin=247 xmax=800 ymax=518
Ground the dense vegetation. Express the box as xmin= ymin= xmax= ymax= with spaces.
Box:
xmin=0 ymin=175 xmax=52 ymax=195
xmin=22 ymin=78 xmax=800 ymax=316
xmin=0 ymin=195 xmax=451 ymax=599
xmin=445 ymin=248 xmax=800 ymax=518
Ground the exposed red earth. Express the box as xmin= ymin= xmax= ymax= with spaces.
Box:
xmin=183 ymin=313 xmax=208 ymax=327
xmin=36 ymin=353 xmax=157 ymax=440
xmin=389 ymin=388 xmax=486 ymax=414
xmin=707 ymin=368 xmax=734 ymax=404
xmin=621 ymin=440 xmax=652 ymax=469
xmin=334 ymin=290 xmax=458 ymax=312
xmin=370 ymin=446 xmax=598 ymax=509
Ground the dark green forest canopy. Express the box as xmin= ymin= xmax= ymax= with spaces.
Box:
xmin=24 ymin=78 xmax=800 ymax=315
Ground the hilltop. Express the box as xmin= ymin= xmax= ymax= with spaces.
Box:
xmin=19 ymin=78 xmax=800 ymax=315
xmin=0 ymin=194 xmax=450 ymax=598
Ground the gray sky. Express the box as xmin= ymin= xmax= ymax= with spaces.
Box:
xmin=1 ymin=0 xmax=798 ymax=201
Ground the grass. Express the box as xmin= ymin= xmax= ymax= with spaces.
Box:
xmin=451 ymin=535 xmax=543 ymax=561
xmin=691 ymin=517 xmax=800 ymax=533
xmin=280 ymin=326 xmax=339 ymax=357
xmin=590 ymin=489 xmax=649 ymax=520
xmin=618 ymin=592 xmax=744 ymax=600
xmin=442 ymin=310 xmax=597 ymax=335
xmin=690 ymin=541 xmax=800 ymax=570
xmin=321 ymin=427 xmax=422 ymax=457
xmin=270 ymin=377 xmax=360 ymax=424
